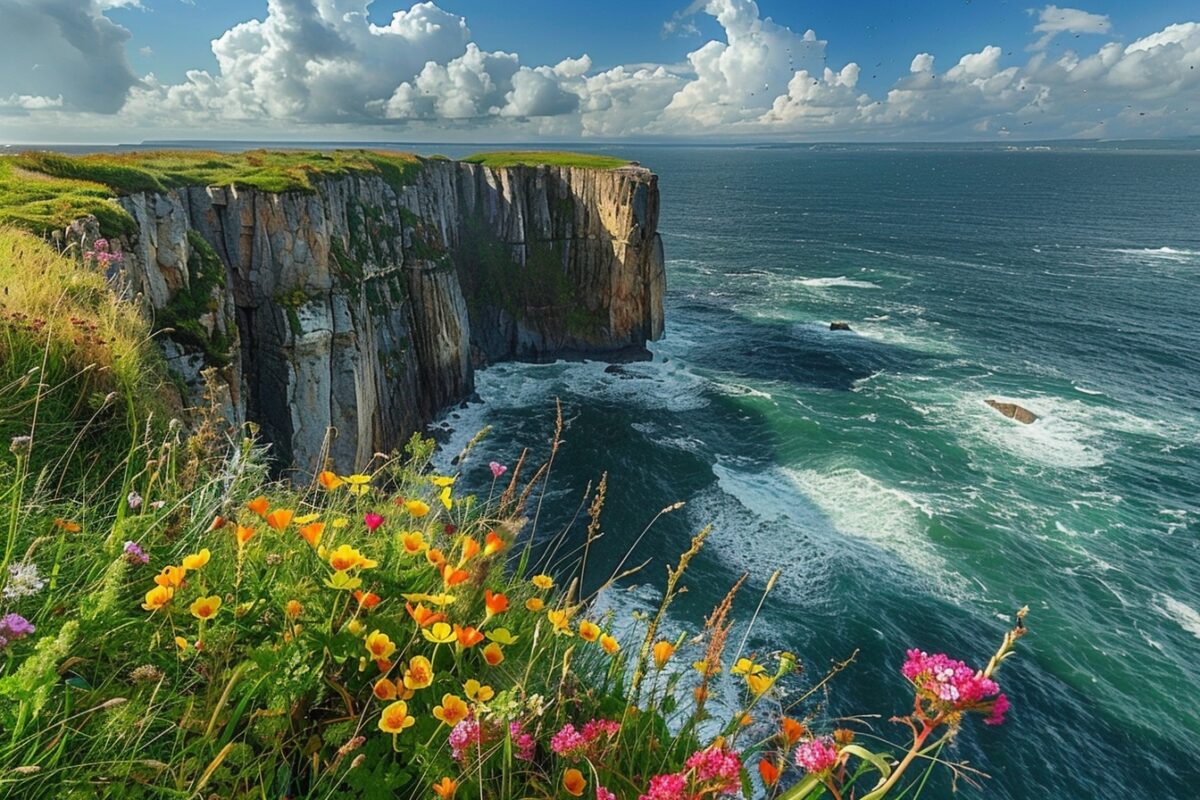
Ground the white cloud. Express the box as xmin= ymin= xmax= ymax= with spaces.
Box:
xmin=1029 ymin=5 xmax=1112 ymax=50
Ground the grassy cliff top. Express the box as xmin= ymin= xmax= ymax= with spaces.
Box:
xmin=0 ymin=148 xmax=628 ymax=237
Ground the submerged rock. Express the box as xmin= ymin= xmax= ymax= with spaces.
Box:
xmin=986 ymin=399 xmax=1038 ymax=424
xmin=830 ymin=321 xmax=852 ymax=331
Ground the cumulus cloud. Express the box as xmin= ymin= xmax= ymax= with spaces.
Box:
xmin=1029 ymin=5 xmax=1112 ymax=50
xmin=0 ymin=0 xmax=142 ymax=113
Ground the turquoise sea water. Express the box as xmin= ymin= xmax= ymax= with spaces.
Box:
xmin=431 ymin=145 xmax=1200 ymax=797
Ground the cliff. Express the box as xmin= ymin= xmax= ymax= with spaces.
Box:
xmin=103 ymin=156 xmax=664 ymax=476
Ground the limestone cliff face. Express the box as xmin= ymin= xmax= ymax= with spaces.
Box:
xmin=112 ymin=159 xmax=665 ymax=476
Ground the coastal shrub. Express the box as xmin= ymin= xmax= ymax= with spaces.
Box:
xmin=0 ymin=395 xmax=1028 ymax=798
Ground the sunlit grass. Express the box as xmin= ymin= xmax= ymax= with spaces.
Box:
xmin=462 ymin=151 xmax=630 ymax=170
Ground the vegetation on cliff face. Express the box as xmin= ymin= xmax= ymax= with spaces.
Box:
xmin=462 ymin=151 xmax=630 ymax=170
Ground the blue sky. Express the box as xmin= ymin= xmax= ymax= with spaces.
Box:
xmin=2 ymin=1 xmax=1198 ymax=143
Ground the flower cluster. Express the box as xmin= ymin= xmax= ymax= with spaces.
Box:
xmin=550 ymin=719 xmax=620 ymax=760
xmin=83 ymin=238 xmax=123 ymax=267
xmin=640 ymin=745 xmax=743 ymax=800
xmin=794 ymin=737 xmax=841 ymax=775
xmin=4 ymin=561 xmax=44 ymax=599
xmin=0 ymin=613 xmax=35 ymax=651
xmin=902 ymin=649 xmax=1007 ymax=724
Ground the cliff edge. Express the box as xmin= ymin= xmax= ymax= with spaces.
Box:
xmin=89 ymin=154 xmax=664 ymax=475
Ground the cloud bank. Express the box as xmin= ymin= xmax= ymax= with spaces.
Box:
xmin=1 ymin=0 xmax=1198 ymax=141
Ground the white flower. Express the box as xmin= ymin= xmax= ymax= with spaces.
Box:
xmin=4 ymin=562 xmax=46 ymax=599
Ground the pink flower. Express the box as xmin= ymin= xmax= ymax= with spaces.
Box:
xmin=902 ymin=649 xmax=1002 ymax=709
xmin=596 ymin=788 xmax=616 ymax=800
xmin=509 ymin=721 xmax=535 ymax=760
xmin=550 ymin=723 xmax=587 ymax=757
xmin=489 ymin=461 xmax=507 ymax=478
xmin=685 ymin=745 xmax=742 ymax=793
xmin=553 ymin=719 xmax=621 ymax=759
xmin=449 ymin=717 xmax=482 ymax=761
xmin=985 ymin=692 xmax=1010 ymax=726
xmin=363 ymin=512 xmax=385 ymax=532
xmin=639 ymin=772 xmax=686 ymax=800
xmin=795 ymin=738 xmax=840 ymax=774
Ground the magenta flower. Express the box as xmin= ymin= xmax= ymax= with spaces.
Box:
xmin=902 ymin=649 xmax=1004 ymax=719
xmin=509 ymin=721 xmax=535 ymax=761
xmin=449 ymin=717 xmax=482 ymax=761
xmin=639 ymin=772 xmax=686 ymax=800
xmin=0 ymin=613 xmax=34 ymax=651
xmin=552 ymin=719 xmax=620 ymax=760
xmin=986 ymin=692 xmax=1010 ymax=725
xmin=550 ymin=723 xmax=587 ymax=757
xmin=795 ymin=737 xmax=840 ymax=774
xmin=363 ymin=512 xmax=385 ymax=533
xmin=489 ymin=461 xmax=507 ymax=479
xmin=685 ymin=744 xmax=742 ymax=793
xmin=596 ymin=788 xmax=616 ymax=800
xmin=123 ymin=540 xmax=149 ymax=566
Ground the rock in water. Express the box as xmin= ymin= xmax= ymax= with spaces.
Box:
xmin=986 ymin=399 xmax=1038 ymax=424
xmin=830 ymin=321 xmax=852 ymax=331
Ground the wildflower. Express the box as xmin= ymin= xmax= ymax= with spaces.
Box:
xmin=404 ymin=591 xmax=457 ymax=606
xmin=433 ymin=694 xmax=469 ymax=726
xmin=652 ymin=640 xmax=675 ymax=669
xmin=175 ymin=636 xmax=190 ymax=652
xmin=578 ymin=621 xmax=600 ymax=643
xmin=489 ymin=461 xmax=507 ymax=478
xmin=448 ymin=717 xmax=482 ymax=760
xmin=150 ymin=501 xmax=166 ymax=511
xmin=354 ymin=590 xmax=382 ymax=610
xmin=246 ymin=496 xmax=269 ymax=517
xmin=406 ymin=602 xmax=446 ymax=628
xmin=685 ymin=744 xmax=742 ymax=793
xmin=433 ymin=777 xmax=458 ymax=799
xmin=731 ymin=657 xmax=765 ymax=676
xmin=364 ymin=512 xmax=384 ymax=532
xmin=640 ymin=772 xmax=686 ymax=800
xmin=510 ymin=721 xmax=535 ymax=760
xmin=525 ymin=597 xmax=545 ymax=613
xmin=236 ymin=524 xmax=256 ymax=547
xmin=423 ymin=622 xmax=456 ymax=645
xmin=403 ymin=655 xmax=434 ymax=690
xmin=0 ymin=614 xmax=35 ymax=650
xmin=209 ymin=515 xmax=227 ymax=531
xmin=405 ymin=499 xmax=430 ymax=517
xmin=430 ymin=475 xmax=456 ymax=488
xmin=485 ymin=628 xmax=518 ymax=645
xmin=266 ymin=508 xmax=294 ymax=531
xmin=364 ymin=630 xmax=396 ymax=661
xmin=378 ymin=700 xmax=415 ymax=734
xmin=332 ymin=517 xmax=349 ymax=528
xmin=141 ymin=585 xmax=174 ymax=611
xmin=439 ymin=486 xmax=453 ymax=510
xmin=297 ymin=521 xmax=324 ymax=547
xmin=563 ymin=769 xmax=586 ymax=798
xmin=373 ymin=678 xmax=398 ymax=700
xmin=400 ymin=531 xmax=427 ymax=555
xmin=746 ymin=672 xmax=773 ymax=696
xmin=127 ymin=491 xmax=143 ymax=511
xmin=181 ymin=549 xmax=210 ymax=571
xmin=454 ymin=624 xmax=484 ymax=648
xmin=123 ymin=541 xmax=149 ymax=566
xmin=285 ymin=599 xmax=302 ymax=618
xmin=901 ymin=649 xmax=1004 ymax=717
xmin=459 ymin=536 xmax=480 ymax=562
xmin=53 ymin=518 xmax=81 ymax=533
xmin=347 ymin=619 xmax=366 ymax=636
xmin=795 ymin=738 xmax=840 ymax=775
xmin=780 ymin=717 xmax=807 ymax=747
xmin=129 ymin=664 xmax=164 ymax=684
xmin=4 ymin=562 xmax=46 ymax=599
xmin=189 ymin=595 xmax=221 ymax=620
xmin=596 ymin=788 xmax=616 ymax=800
xmin=600 ymin=634 xmax=620 ymax=655
xmin=328 ymin=544 xmax=377 ymax=571
xmin=9 ymin=435 xmax=32 ymax=456
xmin=482 ymin=642 xmax=504 ymax=666
xmin=153 ymin=565 xmax=187 ymax=589
xmin=426 ymin=548 xmax=447 ymax=568
xmin=833 ymin=728 xmax=855 ymax=746
xmin=531 ymin=574 xmax=553 ymax=590
xmin=318 ymin=470 xmax=344 ymax=490
xmin=484 ymin=589 xmax=508 ymax=619
xmin=463 ymin=679 xmax=494 ymax=703
xmin=758 ymin=758 xmax=781 ymax=787
xmin=345 ymin=474 xmax=372 ymax=497
xmin=483 ymin=531 xmax=504 ymax=556
xmin=547 ymin=609 xmax=573 ymax=636
xmin=295 ymin=513 xmax=320 ymax=525
xmin=987 ymin=692 xmax=1010 ymax=726
xmin=442 ymin=563 xmax=469 ymax=587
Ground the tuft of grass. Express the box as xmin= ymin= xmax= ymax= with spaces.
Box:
xmin=462 ymin=151 xmax=630 ymax=170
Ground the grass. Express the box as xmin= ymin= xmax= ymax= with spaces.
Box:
xmin=462 ymin=151 xmax=630 ymax=170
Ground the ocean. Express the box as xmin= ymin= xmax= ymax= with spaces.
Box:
xmin=427 ymin=144 xmax=1200 ymax=798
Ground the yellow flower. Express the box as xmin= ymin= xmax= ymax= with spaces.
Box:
xmin=181 ymin=548 xmax=210 ymax=571
xmin=652 ymin=640 xmax=675 ymax=669
xmin=433 ymin=694 xmax=469 ymax=726
xmin=318 ymin=470 xmax=344 ymax=491
xmin=332 ymin=517 xmax=349 ymax=528
xmin=422 ymin=621 xmax=456 ymax=645
xmin=294 ymin=512 xmax=320 ymax=525
xmin=746 ymin=672 xmax=773 ymax=696
xmin=328 ymin=544 xmax=377 ymax=571
xmin=563 ymin=768 xmax=586 ymax=797
xmin=285 ymin=599 xmax=303 ymax=618
xmin=174 ymin=635 xmax=190 ymax=651
xmin=400 ymin=531 xmax=427 ymax=555
xmin=463 ymin=679 xmax=494 ymax=703
xmin=344 ymin=473 xmax=372 ymax=486
xmin=373 ymin=678 xmax=398 ymax=701
xmin=531 ymin=574 xmax=554 ymax=590
xmin=429 ymin=475 xmax=456 ymax=488
xmin=403 ymin=655 xmax=435 ymax=690
xmin=438 ymin=485 xmax=453 ymax=510
xmin=405 ymin=499 xmax=430 ymax=518
xmin=578 ymin=621 xmax=601 ymax=643
xmin=485 ymin=628 xmax=519 ymax=645
xmin=402 ymin=591 xmax=457 ymax=607
xmin=189 ymin=595 xmax=222 ymax=620
xmin=547 ymin=609 xmax=573 ymax=636
xmin=600 ymin=634 xmax=620 ymax=655
xmin=378 ymin=700 xmax=415 ymax=734
xmin=731 ymin=657 xmax=766 ymax=677
xmin=153 ymin=565 xmax=187 ymax=588
xmin=364 ymin=630 xmax=397 ymax=661
xmin=347 ymin=619 xmax=366 ymax=636
xmin=482 ymin=642 xmax=504 ymax=666
xmin=142 ymin=584 xmax=174 ymax=611
xmin=525 ymin=597 xmax=545 ymax=613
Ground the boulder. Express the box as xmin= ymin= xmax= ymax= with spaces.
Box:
xmin=830 ymin=321 xmax=852 ymax=331
xmin=986 ymin=399 xmax=1038 ymax=424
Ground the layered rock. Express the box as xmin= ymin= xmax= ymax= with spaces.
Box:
xmin=111 ymin=159 xmax=665 ymax=476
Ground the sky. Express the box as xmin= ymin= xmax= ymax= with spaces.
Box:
xmin=0 ymin=0 xmax=1197 ymax=144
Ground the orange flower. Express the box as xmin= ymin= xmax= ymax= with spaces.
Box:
xmin=563 ymin=768 xmax=586 ymax=797
xmin=318 ymin=470 xmax=344 ymax=490
xmin=483 ymin=589 xmax=508 ymax=619
xmin=378 ymin=700 xmax=415 ymax=734
xmin=181 ymin=548 xmax=210 ymax=571
xmin=141 ymin=584 xmax=174 ymax=611
xmin=426 ymin=548 xmax=447 ymax=568
xmin=433 ymin=694 xmax=469 ymax=726
xmin=525 ymin=597 xmax=545 ymax=613
xmin=403 ymin=655 xmax=434 ymax=690
xmin=578 ymin=620 xmax=600 ymax=643
xmin=354 ymin=590 xmax=382 ymax=610
xmin=298 ymin=521 xmax=325 ymax=547
xmin=482 ymin=642 xmax=504 ymax=666
xmin=401 ymin=531 xmax=427 ymax=555
xmin=758 ymin=759 xmax=781 ymax=787
xmin=483 ymin=531 xmax=504 ymax=557
xmin=531 ymin=574 xmax=554 ymax=590
xmin=459 ymin=536 xmax=480 ymax=562
xmin=441 ymin=563 xmax=469 ymax=587
xmin=652 ymin=640 xmax=675 ymax=669
xmin=236 ymin=524 xmax=256 ymax=546
xmin=780 ymin=717 xmax=807 ymax=748
xmin=246 ymin=496 xmax=269 ymax=517
xmin=432 ymin=777 xmax=457 ymax=800
xmin=53 ymin=518 xmax=81 ymax=532
xmin=373 ymin=678 xmax=398 ymax=700
xmin=209 ymin=515 xmax=227 ymax=531
xmin=153 ymin=565 xmax=187 ymax=588
xmin=189 ymin=595 xmax=222 ymax=620
xmin=364 ymin=630 xmax=396 ymax=661
xmin=405 ymin=602 xmax=446 ymax=628
xmin=328 ymin=544 xmax=377 ymax=571
xmin=285 ymin=599 xmax=303 ymax=618
xmin=600 ymin=634 xmax=620 ymax=655
xmin=266 ymin=508 xmax=294 ymax=531
xmin=454 ymin=624 xmax=484 ymax=648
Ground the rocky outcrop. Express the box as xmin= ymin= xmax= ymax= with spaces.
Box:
xmin=110 ymin=158 xmax=665 ymax=477
xmin=829 ymin=321 xmax=852 ymax=331
xmin=986 ymin=399 xmax=1038 ymax=424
